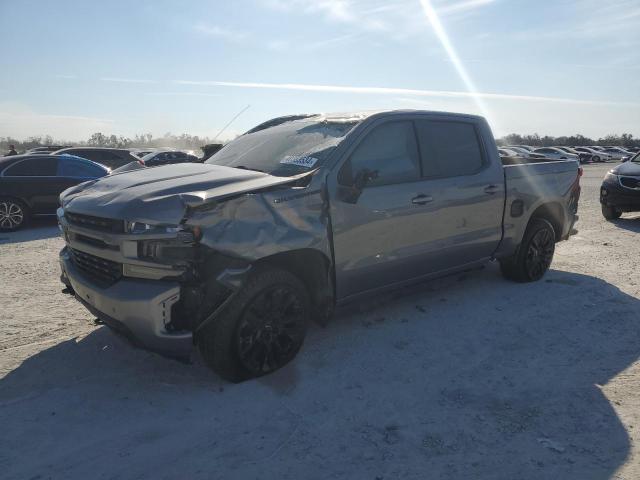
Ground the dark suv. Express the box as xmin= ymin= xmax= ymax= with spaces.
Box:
xmin=53 ymin=147 xmax=140 ymax=169
xmin=600 ymin=152 xmax=640 ymax=219
xmin=0 ymin=154 xmax=108 ymax=231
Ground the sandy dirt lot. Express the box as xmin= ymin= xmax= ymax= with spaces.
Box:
xmin=1 ymin=162 xmax=639 ymax=479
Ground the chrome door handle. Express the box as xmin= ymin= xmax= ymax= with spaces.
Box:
xmin=484 ymin=185 xmax=500 ymax=194
xmin=411 ymin=194 xmax=433 ymax=205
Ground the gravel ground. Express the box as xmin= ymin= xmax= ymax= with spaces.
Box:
xmin=1 ymin=162 xmax=639 ymax=480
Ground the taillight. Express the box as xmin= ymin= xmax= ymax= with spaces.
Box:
xmin=578 ymin=167 xmax=583 ymax=177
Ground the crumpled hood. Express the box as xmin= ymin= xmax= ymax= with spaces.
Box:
xmin=612 ymin=161 xmax=640 ymax=176
xmin=61 ymin=163 xmax=305 ymax=224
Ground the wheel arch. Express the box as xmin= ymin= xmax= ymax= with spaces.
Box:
xmin=528 ymin=202 xmax=564 ymax=241
xmin=254 ymin=248 xmax=334 ymax=324
xmin=0 ymin=194 xmax=31 ymax=210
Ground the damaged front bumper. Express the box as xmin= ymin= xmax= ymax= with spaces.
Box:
xmin=60 ymin=247 xmax=193 ymax=358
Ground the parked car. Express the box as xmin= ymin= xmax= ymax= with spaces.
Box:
xmin=510 ymin=145 xmax=535 ymax=152
xmin=504 ymin=146 xmax=534 ymax=157
xmin=130 ymin=149 xmax=159 ymax=158
xmin=556 ymin=146 xmax=592 ymax=164
xmin=600 ymin=152 xmax=640 ymax=219
xmin=532 ymin=147 xmax=579 ymax=161
xmin=602 ymin=147 xmax=634 ymax=161
xmin=498 ymin=148 xmax=523 ymax=158
xmin=140 ymin=150 xmax=200 ymax=167
xmin=0 ymin=154 xmax=109 ymax=231
xmin=57 ymin=110 xmax=580 ymax=381
xmin=52 ymin=147 xmax=140 ymax=169
xmin=574 ymin=147 xmax=609 ymax=162
xmin=25 ymin=145 xmax=72 ymax=154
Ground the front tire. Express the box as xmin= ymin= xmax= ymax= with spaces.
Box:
xmin=0 ymin=197 xmax=28 ymax=231
xmin=601 ymin=204 xmax=622 ymax=220
xmin=197 ymin=267 xmax=310 ymax=382
xmin=500 ymin=218 xmax=556 ymax=283
xmin=592 ymin=156 xmax=600 ymax=163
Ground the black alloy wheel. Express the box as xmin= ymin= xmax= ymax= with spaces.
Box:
xmin=0 ymin=199 xmax=26 ymax=231
xmin=499 ymin=217 xmax=556 ymax=283
xmin=524 ymin=227 xmax=555 ymax=281
xmin=236 ymin=285 xmax=306 ymax=375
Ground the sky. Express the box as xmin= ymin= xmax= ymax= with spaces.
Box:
xmin=0 ymin=0 xmax=638 ymax=141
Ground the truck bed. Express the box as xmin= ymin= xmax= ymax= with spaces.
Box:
xmin=497 ymin=158 xmax=580 ymax=257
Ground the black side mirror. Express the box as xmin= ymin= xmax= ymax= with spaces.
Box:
xmin=338 ymin=168 xmax=378 ymax=204
xmin=354 ymin=168 xmax=378 ymax=189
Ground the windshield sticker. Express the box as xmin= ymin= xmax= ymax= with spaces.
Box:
xmin=280 ymin=155 xmax=318 ymax=168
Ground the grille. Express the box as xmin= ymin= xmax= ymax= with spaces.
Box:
xmin=70 ymin=248 xmax=122 ymax=285
xmin=620 ymin=176 xmax=640 ymax=189
xmin=65 ymin=211 xmax=124 ymax=233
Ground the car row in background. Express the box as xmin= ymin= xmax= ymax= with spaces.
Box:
xmin=21 ymin=146 xmax=203 ymax=169
xmin=499 ymin=144 xmax=638 ymax=164
xmin=498 ymin=148 xmax=548 ymax=160
xmin=56 ymin=147 xmax=202 ymax=169
xmin=0 ymin=154 xmax=109 ymax=231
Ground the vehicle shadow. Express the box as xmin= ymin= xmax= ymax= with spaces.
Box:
xmin=0 ymin=217 xmax=60 ymax=244
xmin=1 ymin=267 xmax=639 ymax=479
xmin=612 ymin=215 xmax=640 ymax=233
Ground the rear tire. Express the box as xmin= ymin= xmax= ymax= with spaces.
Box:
xmin=0 ymin=197 xmax=29 ymax=231
xmin=500 ymin=218 xmax=556 ymax=283
xmin=601 ymin=204 xmax=622 ymax=220
xmin=197 ymin=267 xmax=310 ymax=382
xmin=592 ymin=156 xmax=600 ymax=163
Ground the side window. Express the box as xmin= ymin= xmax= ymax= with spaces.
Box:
xmin=4 ymin=157 xmax=58 ymax=176
xmin=343 ymin=121 xmax=420 ymax=187
xmin=71 ymin=150 xmax=102 ymax=162
xmin=102 ymin=151 xmax=121 ymax=161
xmin=57 ymin=158 xmax=105 ymax=177
xmin=415 ymin=121 xmax=484 ymax=178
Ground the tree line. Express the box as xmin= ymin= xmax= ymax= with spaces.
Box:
xmin=2 ymin=131 xmax=639 ymax=154
xmin=0 ymin=132 xmax=220 ymax=153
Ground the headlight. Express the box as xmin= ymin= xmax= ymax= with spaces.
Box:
xmin=125 ymin=221 xmax=180 ymax=234
xmin=604 ymin=171 xmax=619 ymax=182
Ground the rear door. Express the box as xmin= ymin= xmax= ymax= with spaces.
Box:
xmin=2 ymin=156 xmax=60 ymax=213
xmin=413 ymin=118 xmax=505 ymax=266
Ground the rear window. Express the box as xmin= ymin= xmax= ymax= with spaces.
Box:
xmin=3 ymin=157 xmax=58 ymax=176
xmin=57 ymin=157 xmax=107 ymax=177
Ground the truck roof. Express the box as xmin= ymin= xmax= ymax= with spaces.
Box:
xmin=246 ymin=109 xmax=485 ymax=135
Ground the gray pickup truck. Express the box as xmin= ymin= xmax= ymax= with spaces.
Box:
xmin=58 ymin=110 xmax=581 ymax=381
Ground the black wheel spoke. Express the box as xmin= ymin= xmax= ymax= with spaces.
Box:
xmin=524 ymin=227 xmax=555 ymax=280
xmin=0 ymin=201 xmax=23 ymax=229
xmin=237 ymin=284 xmax=305 ymax=375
